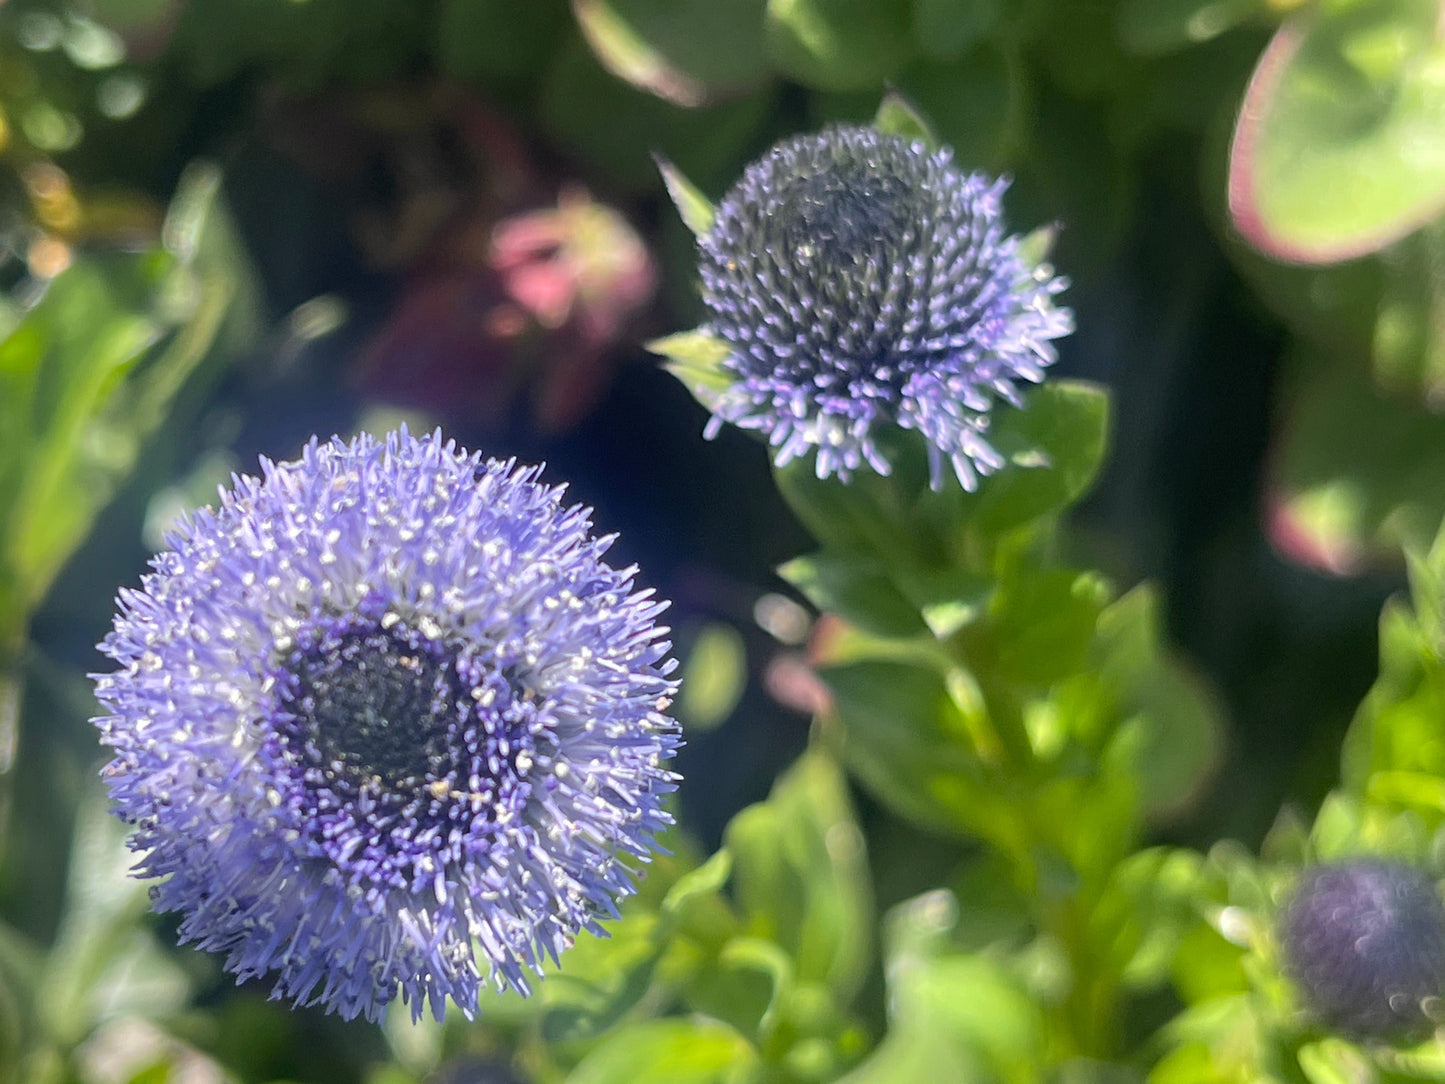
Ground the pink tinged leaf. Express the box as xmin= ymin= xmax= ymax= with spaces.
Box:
xmin=1229 ymin=0 xmax=1445 ymax=264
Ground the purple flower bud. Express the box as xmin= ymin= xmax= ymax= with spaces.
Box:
xmin=93 ymin=429 xmax=680 ymax=1022
xmin=696 ymin=124 xmax=1072 ymax=490
xmin=1281 ymin=859 xmax=1445 ymax=1040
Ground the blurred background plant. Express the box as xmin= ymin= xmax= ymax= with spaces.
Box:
xmin=5 ymin=0 xmax=1445 ymax=1080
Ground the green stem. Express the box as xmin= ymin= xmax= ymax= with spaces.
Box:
xmin=0 ymin=633 xmax=23 ymax=865
xmin=1021 ymin=803 xmax=1127 ymax=1065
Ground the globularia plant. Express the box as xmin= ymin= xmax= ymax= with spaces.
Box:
xmin=92 ymin=429 xmax=680 ymax=1021
xmin=654 ymin=105 xmax=1071 ymax=491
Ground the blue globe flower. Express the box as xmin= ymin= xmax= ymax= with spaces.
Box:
xmin=696 ymin=124 xmax=1072 ymax=490
xmin=93 ymin=430 xmax=680 ymax=1022
xmin=1281 ymin=859 xmax=1445 ymax=1040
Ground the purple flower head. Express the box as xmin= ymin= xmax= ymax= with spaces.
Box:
xmin=92 ymin=429 xmax=680 ymax=1022
xmin=1281 ymin=859 xmax=1445 ymax=1040
xmin=696 ymin=123 xmax=1072 ymax=491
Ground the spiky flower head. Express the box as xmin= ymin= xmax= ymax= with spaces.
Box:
xmin=92 ymin=429 xmax=680 ymax=1022
xmin=1280 ymin=859 xmax=1445 ymax=1040
xmin=694 ymin=122 xmax=1072 ymax=490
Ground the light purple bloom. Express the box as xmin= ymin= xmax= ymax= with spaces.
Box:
xmin=697 ymin=124 xmax=1073 ymax=490
xmin=93 ymin=429 xmax=680 ymax=1022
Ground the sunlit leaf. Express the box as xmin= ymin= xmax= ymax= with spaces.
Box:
xmin=871 ymin=89 xmax=936 ymax=147
xmin=677 ymin=622 xmax=747 ymax=731
xmin=970 ymin=380 xmax=1109 ymax=537
xmin=572 ymin=0 xmax=771 ymax=105
xmin=1339 ymin=525 xmax=1445 ymax=832
xmin=724 ymin=749 xmax=873 ymax=999
xmin=36 ymin=790 xmax=190 ymax=1046
xmin=838 ymin=890 xmax=1044 ymax=1083
xmin=653 ymin=157 xmax=717 ymax=238
xmin=662 ymin=850 xmax=734 ymax=920
xmin=540 ymin=37 xmax=774 ymax=190
xmin=822 ymin=659 xmax=997 ymax=837
xmin=777 ymin=552 xmax=928 ymax=638
xmin=565 ymin=1018 xmax=759 ymax=1084
xmin=0 ymin=162 xmax=259 ymax=646
xmin=538 ymin=913 xmax=670 ymax=1043
xmin=1229 ymin=0 xmax=1445 ymax=262
xmin=1095 ymin=847 xmax=1216 ymax=989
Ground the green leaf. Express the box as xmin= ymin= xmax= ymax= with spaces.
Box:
xmin=834 ymin=1022 xmax=987 ymax=1084
xmin=540 ymin=36 xmax=774 ymax=190
xmin=0 ymin=162 xmax=258 ymax=637
xmin=1 ymin=261 xmax=161 ymax=607
xmin=871 ymin=89 xmax=937 ymax=146
xmin=900 ymin=567 xmax=993 ymax=639
xmin=984 ymin=564 xmax=1111 ymax=687
xmin=0 ymin=918 xmax=40 ymax=1073
xmin=1267 ymin=346 xmax=1445 ymax=573
xmin=647 ymin=836 xmax=743 ymax=948
xmin=1298 ymin=1040 xmax=1377 ymax=1084
xmin=565 ymin=1018 xmax=759 ymax=1084
xmin=763 ymin=0 xmax=913 ymax=92
xmin=473 ymin=839 xmax=735 ymax=1034
xmin=1094 ymin=847 xmax=1217 ymax=989
xmin=773 ymin=382 xmax=1106 ymax=586
xmin=1015 ymin=222 xmax=1061 ymax=270
xmin=838 ymin=891 xmax=1044 ymax=1084
xmin=648 ymin=328 xmax=734 ymax=411
xmin=777 ymin=552 xmax=928 ymax=638
xmin=1339 ymin=530 xmax=1445 ymax=826
xmin=1153 ymin=995 xmax=1265 ymax=1081
xmin=970 ymin=380 xmax=1109 ymax=537
xmin=822 ymin=660 xmax=998 ymax=837
xmin=1229 ymin=0 xmax=1445 ymax=262
xmin=677 ymin=622 xmax=747 ymax=731
xmin=653 ymin=156 xmax=717 ymax=238
xmin=1093 ymin=587 xmax=1224 ymax=820
xmin=38 ymin=789 xmax=191 ymax=1046
xmin=724 ymin=750 xmax=872 ymax=999
xmin=774 ymin=445 xmax=928 ymax=566
xmin=662 ymin=850 xmax=734 ymax=920
xmin=716 ymin=937 xmax=794 ymax=1037
xmin=1309 ymin=792 xmax=1432 ymax=862
xmin=538 ymin=913 xmax=671 ymax=1043
xmin=572 ymin=0 xmax=771 ymax=105
xmin=1370 ymin=223 xmax=1445 ymax=402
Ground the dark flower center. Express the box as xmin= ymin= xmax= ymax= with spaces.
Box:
xmin=775 ymin=158 xmax=916 ymax=269
xmin=698 ymin=126 xmax=992 ymax=394
xmin=283 ymin=624 xmax=470 ymax=795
